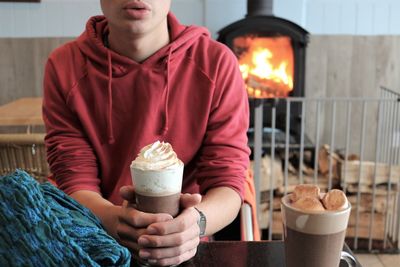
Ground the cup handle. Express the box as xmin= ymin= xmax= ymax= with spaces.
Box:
xmin=340 ymin=251 xmax=357 ymax=267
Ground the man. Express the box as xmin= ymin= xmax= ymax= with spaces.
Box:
xmin=43 ymin=0 xmax=250 ymax=265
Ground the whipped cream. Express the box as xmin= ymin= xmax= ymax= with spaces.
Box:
xmin=131 ymin=141 xmax=183 ymax=171
xmin=130 ymin=141 xmax=184 ymax=196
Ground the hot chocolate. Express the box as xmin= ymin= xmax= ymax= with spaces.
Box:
xmin=281 ymin=185 xmax=352 ymax=267
xmin=130 ymin=141 xmax=183 ymax=217
xmin=135 ymin=192 xmax=181 ymax=217
xmin=285 ymin=227 xmax=346 ymax=267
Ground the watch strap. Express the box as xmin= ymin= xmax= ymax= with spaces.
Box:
xmin=194 ymin=207 xmax=206 ymax=237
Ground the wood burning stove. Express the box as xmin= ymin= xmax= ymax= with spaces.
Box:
xmin=217 ymin=0 xmax=309 ymax=147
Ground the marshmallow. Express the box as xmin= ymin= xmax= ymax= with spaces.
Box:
xmin=290 ymin=184 xmax=320 ymax=202
xmin=291 ymin=196 xmax=326 ymax=212
xmin=322 ymin=189 xmax=348 ymax=211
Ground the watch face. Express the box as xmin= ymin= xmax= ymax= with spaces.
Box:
xmin=199 ymin=217 xmax=206 ymax=235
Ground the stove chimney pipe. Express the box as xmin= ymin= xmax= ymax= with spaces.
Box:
xmin=247 ymin=0 xmax=274 ymax=17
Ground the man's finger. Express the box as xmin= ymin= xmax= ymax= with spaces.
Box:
xmin=146 ymin=208 xmax=198 ymax=236
xmin=138 ymin=235 xmax=199 ymax=260
xmin=117 ymin=223 xmax=148 ymax=242
xmin=121 ymin=208 xmax=173 ymax=228
xmin=118 ymin=238 xmax=141 ymax=253
xmin=138 ymin=223 xmax=199 ymax=248
xmin=144 ymin=247 xmax=198 ymax=266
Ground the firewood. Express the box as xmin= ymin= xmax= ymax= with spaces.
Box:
xmin=347 ymin=154 xmax=360 ymax=161
xmin=318 ymin=145 xmax=330 ymax=175
xmin=318 ymin=145 xmax=341 ymax=179
xmin=259 ymin=204 xmax=283 ymax=233
xmin=344 ymin=183 xmax=398 ymax=195
xmin=302 ymin=163 xmax=315 ymax=176
xmin=347 ymin=212 xmax=385 ymax=240
xmin=287 ymin=161 xmax=297 ymax=174
xmin=247 ymin=74 xmax=291 ymax=98
xmin=339 ymin=161 xmax=400 ymax=185
xmin=250 ymin=154 xmax=284 ymax=192
xmin=347 ymin=193 xmax=395 ymax=214
xmin=263 ymin=195 xmax=283 ymax=210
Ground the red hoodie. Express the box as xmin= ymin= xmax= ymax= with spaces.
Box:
xmin=43 ymin=13 xmax=250 ymax=205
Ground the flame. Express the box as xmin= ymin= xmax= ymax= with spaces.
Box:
xmin=233 ymin=36 xmax=294 ymax=98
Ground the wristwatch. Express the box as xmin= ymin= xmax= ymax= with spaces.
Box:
xmin=194 ymin=207 xmax=207 ymax=237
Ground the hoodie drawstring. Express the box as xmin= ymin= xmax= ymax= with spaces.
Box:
xmin=161 ymin=46 xmax=173 ymax=136
xmin=107 ymin=50 xmax=115 ymax=144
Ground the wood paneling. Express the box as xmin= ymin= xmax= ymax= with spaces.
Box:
xmin=305 ymin=35 xmax=400 ymax=98
xmin=1 ymin=35 xmax=400 ymax=105
xmin=0 ymin=37 xmax=72 ymax=105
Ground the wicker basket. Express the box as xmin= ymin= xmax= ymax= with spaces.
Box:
xmin=0 ymin=134 xmax=49 ymax=183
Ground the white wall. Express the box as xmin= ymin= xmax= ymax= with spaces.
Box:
xmin=1 ymin=0 xmax=400 ymax=38
xmin=283 ymin=0 xmax=400 ymax=35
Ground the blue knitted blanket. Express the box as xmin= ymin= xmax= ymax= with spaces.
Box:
xmin=0 ymin=170 xmax=131 ymax=267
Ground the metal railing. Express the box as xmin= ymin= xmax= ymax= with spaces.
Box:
xmin=251 ymin=87 xmax=400 ymax=252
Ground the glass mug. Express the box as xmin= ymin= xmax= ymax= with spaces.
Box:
xmin=281 ymin=194 xmax=356 ymax=267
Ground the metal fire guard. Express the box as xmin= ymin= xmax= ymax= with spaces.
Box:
xmin=251 ymin=87 xmax=400 ymax=253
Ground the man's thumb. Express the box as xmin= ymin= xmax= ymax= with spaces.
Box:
xmin=120 ymin=185 xmax=136 ymax=202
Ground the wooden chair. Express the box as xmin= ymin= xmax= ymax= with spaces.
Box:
xmin=0 ymin=133 xmax=49 ymax=183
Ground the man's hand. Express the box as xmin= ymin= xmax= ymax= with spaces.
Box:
xmin=136 ymin=193 xmax=202 ymax=266
xmin=70 ymin=186 xmax=240 ymax=266
xmin=117 ymin=186 xmax=173 ymax=251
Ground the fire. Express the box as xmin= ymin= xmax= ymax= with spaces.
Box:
xmin=233 ymin=36 xmax=294 ymax=98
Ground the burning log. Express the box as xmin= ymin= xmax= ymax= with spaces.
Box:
xmin=246 ymin=74 xmax=291 ymax=98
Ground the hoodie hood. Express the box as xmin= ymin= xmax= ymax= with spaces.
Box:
xmin=76 ymin=13 xmax=210 ymax=143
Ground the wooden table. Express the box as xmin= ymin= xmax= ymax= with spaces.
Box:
xmin=132 ymin=241 xmax=362 ymax=267
xmin=0 ymin=97 xmax=48 ymax=180
xmin=0 ymin=97 xmax=43 ymax=126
